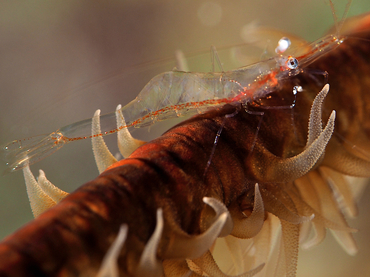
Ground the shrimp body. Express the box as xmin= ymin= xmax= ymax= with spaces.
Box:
xmin=2 ymin=53 xmax=297 ymax=173
xmin=124 ymin=56 xmax=286 ymax=127
xmin=1 ymin=28 xmax=346 ymax=173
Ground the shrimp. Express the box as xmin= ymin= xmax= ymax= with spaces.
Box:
xmin=0 ymin=52 xmax=294 ymax=172
xmin=1 ymin=32 xmax=345 ymax=174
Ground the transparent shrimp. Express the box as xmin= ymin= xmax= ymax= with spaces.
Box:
xmin=1 ymin=31 xmax=345 ymax=174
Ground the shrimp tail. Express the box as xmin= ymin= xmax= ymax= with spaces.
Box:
xmin=1 ymin=132 xmax=65 ymax=174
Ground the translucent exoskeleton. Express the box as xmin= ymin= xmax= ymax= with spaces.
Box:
xmin=1 ymin=31 xmax=345 ymax=174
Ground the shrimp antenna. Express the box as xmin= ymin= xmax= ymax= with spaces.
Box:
xmin=328 ymin=0 xmax=353 ymax=36
xmin=174 ymin=50 xmax=189 ymax=72
xmin=210 ymin=46 xmax=224 ymax=72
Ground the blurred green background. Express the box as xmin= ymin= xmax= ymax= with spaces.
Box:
xmin=1 ymin=0 xmax=370 ymax=276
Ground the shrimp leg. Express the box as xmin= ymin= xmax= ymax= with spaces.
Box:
xmin=203 ymin=109 xmax=240 ymax=178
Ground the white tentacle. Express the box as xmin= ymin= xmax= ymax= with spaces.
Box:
xmin=115 ymin=104 xmax=147 ymax=158
xmin=92 ymin=109 xmax=118 ymax=173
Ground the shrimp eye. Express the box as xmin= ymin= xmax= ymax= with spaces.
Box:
xmin=286 ymin=57 xmax=298 ymax=69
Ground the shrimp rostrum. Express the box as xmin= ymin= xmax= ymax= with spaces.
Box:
xmin=0 ymin=9 xmax=370 ymax=277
